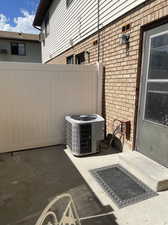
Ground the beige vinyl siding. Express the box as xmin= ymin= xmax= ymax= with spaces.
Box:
xmin=42 ymin=0 xmax=146 ymax=63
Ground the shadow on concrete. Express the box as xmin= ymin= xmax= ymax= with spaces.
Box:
xmin=81 ymin=214 xmax=119 ymax=225
xmin=99 ymin=146 xmax=121 ymax=156
xmin=0 ymin=146 xmax=119 ymax=225
xmin=85 ymin=136 xmax=123 ymax=158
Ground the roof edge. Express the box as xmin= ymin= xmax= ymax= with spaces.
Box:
xmin=33 ymin=0 xmax=54 ymax=27
xmin=0 ymin=31 xmax=40 ymax=42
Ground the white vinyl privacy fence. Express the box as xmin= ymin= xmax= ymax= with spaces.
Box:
xmin=0 ymin=62 xmax=102 ymax=153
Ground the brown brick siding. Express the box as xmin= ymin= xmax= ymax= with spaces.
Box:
xmin=47 ymin=0 xmax=168 ymax=150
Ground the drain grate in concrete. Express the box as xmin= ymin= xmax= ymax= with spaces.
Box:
xmin=90 ymin=164 xmax=158 ymax=208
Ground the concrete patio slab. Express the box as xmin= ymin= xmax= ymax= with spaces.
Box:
xmin=0 ymin=146 xmax=116 ymax=225
xmin=65 ymin=147 xmax=168 ymax=225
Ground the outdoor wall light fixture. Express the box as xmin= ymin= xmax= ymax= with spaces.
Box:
xmin=119 ymin=33 xmax=130 ymax=44
xmin=119 ymin=33 xmax=130 ymax=56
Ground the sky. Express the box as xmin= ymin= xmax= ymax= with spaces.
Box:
xmin=0 ymin=0 xmax=40 ymax=34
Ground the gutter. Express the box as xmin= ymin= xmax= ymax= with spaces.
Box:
xmin=33 ymin=25 xmax=42 ymax=32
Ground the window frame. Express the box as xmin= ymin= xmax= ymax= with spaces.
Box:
xmin=11 ymin=42 xmax=26 ymax=56
xmin=66 ymin=55 xmax=74 ymax=64
xmin=142 ymin=30 xmax=168 ymax=127
xmin=75 ymin=52 xmax=85 ymax=64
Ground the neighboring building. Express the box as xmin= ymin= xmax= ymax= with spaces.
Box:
xmin=34 ymin=0 xmax=168 ymax=167
xmin=0 ymin=31 xmax=41 ymax=63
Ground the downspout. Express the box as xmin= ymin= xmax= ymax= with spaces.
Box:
xmin=33 ymin=25 xmax=42 ymax=43
xmin=97 ymin=0 xmax=100 ymax=62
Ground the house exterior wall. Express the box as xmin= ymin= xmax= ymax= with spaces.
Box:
xmin=47 ymin=0 xmax=168 ymax=151
xmin=41 ymin=0 xmax=146 ymax=63
xmin=0 ymin=39 xmax=41 ymax=63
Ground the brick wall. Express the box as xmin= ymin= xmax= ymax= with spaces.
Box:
xmin=47 ymin=0 xmax=168 ymax=151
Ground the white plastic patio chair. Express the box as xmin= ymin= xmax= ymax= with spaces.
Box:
xmin=35 ymin=193 xmax=81 ymax=225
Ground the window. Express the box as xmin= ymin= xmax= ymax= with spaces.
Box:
xmin=144 ymin=32 xmax=168 ymax=126
xmin=44 ymin=12 xmax=50 ymax=37
xmin=66 ymin=0 xmax=74 ymax=7
xmin=66 ymin=55 xmax=74 ymax=64
xmin=148 ymin=33 xmax=168 ymax=79
xmin=75 ymin=52 xmax=85 ymax=64
xmin=145 ymin=83 xmax=168 ymax=126
xmin=11 ymin=43 xmax=26 ymax=56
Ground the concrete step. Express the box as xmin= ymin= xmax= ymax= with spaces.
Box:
xmin=119 ymin=151 xmax=168 ymax=192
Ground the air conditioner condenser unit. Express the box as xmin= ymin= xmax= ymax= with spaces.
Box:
xmin=65 ymin=114 xmax=104 ymax=156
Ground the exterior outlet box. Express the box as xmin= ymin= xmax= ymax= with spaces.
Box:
xmin=121 ymin=120 xmax=131 ymax=140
